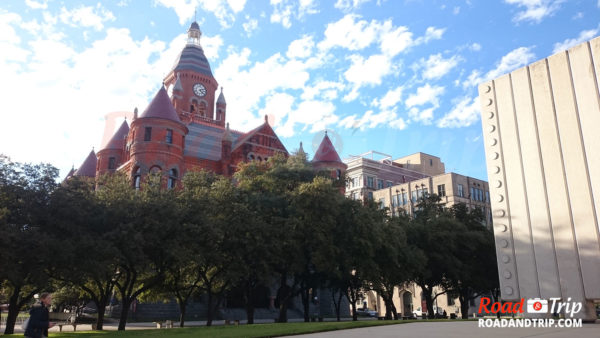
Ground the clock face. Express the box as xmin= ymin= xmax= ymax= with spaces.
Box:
xmin=193 ymin=83 xmax=206 ymax=97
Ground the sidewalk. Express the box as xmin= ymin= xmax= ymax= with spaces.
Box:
xmin=292 ymin=321 xmax=600 ymax=338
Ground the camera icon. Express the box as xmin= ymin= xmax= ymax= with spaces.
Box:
xmin=527 ymin=298 xmax=548 ymax=313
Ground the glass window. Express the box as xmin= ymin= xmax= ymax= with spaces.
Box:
xmin=430 ymin=159 xmax=433 ymax=166
xmin=423 ymin=188 xmax=428 ymax=197
xmin=377 ymin=179 xmax=384 ymax=189
xmin=133 ymin=167 xmax=141 ymax=190
xmin=402 ymin=192 xmax=408 ymax=205
xmin=378 ymin=198 xmax=385 ymax=209
xmin=486 ymin=191 xmax=490 ymax=203
xmin=387 ymin=181 xmax=393 ymax=187
xmin=470 ymin=187 xmax=475 ymax=200
xmin=412 ymin=191 xmax=417 ymax=202
xmin=167 ymin=168 xmax=177 ymax=189
xmin=108 ymin=157 xmax=116 ymax=170
xmin=144 ymin=127 xmax=152 ymax=141
xmin=367 ymin=176 xmax=374 ymax=188
xmin=458 ymin=184 xmax=464 ymax=197
xmin=368 ymin=192 xmax=373 ymax=200
xmin=437 ymin=184 xmax=446 ymax=197
xmin=417 ymin=189 xmax=422 ymax=200
xmin=448 ymin=297 xmax=455 ymax=306
xmin=166 ymin=129 xmax=173 ymax=144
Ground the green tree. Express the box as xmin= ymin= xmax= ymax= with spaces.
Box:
xmin=0 ymin=156 xmax=58 ymax=334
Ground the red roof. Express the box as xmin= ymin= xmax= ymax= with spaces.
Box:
xmin=312 ymin=134 xmax=342 ymax=163
xmin=139 ymin=86 xmax=182 ymax=123
xmin=102 ymin=120 xmax=129 ymax=150
xmin=74 ymin=150 xmax=97 ymax=177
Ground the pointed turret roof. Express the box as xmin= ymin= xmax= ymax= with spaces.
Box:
xmin=139 ymin=86 xmax=182 ymax=123
xmin=102 ymin=120 xmax=129 ymax=150
xmin=74 ymin=150 xmax=97 ymax=177
xmin=217 ymin=87 xmax=226 ymax=105
xmin=312 ymin=133 xmax=342 ymax=163
xmin=298 ymin=142 xmax=306 ymax=156
xmin=173 ymin=73 xmax=183 ymax=92
xmin=222 ymin=122 xmax=233 ymax=142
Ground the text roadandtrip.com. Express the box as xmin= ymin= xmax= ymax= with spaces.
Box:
xmin=477 ymin=297 xmax=583 ymax=328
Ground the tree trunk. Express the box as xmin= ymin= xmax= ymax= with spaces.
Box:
xmin=206 ymin=292 xmax=214 ymax=326
xmin=3 ymin=287 xmax=22 ymax=335
xmin=301 ymin=287 xmax=310 ymax=322
xmin=345 ymin=288 xmax=358 ymax=321
xmin=117 ymin=297 xmax=132 ymax=331
xmin=459 ymin=290 xmax=469 ymax=319
xmin=422 ymin=285 xmax=434 ymax=319
xmin=178 ymin=299 xmax=187 ymax=327
xmin=95 ymin=299 xmax=107 ymax=330
xmin=382 ymin=295 xmax=393 ymax=320
xmin=277 ymin=274 xmax=290 ymax=323
xmin=331 ymin=289 xmax=342 ymax=322
xmin=245 ymin=282 xmax=255 ymax=325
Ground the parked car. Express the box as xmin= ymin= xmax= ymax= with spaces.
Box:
xmin=356 ymin=308 xmax=377 ymax=317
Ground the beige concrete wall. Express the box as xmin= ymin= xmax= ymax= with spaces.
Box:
xmin=479 ymin=36 xmax=600 ymax=320
xmin=393 ymin=152 xmax=445 ymax=176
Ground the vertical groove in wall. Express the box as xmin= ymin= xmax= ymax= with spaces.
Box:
xmin=546 ymin=57 xmax=586 ymax=295
xmin=525 ymin=65 xmax=561 ymax=294
xmin=508 ymin=72 xmax=540 ymax=297
xmin=492 ymin=79 xmax=520 ymax=298
xmin=583 ymin=41 xmax=600 ymax=245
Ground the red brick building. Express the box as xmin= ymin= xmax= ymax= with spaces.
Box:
xmin=70 ymin=22 xmax=346 ymax=184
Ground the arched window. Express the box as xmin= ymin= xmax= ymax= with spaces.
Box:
xmin=168 ymin=168 xmax=178 ymax=189
xmin=198 ymin=101 xmax=207 ymax=116
xmin=133 ymin=167 xmax=141 ymax=190
xmin=336 ymin=169 xmax=342 ymax=180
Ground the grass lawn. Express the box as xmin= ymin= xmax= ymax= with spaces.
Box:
xmin=5 ymin=320 xmax=427 ymax=338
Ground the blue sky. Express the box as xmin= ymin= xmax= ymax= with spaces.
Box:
xmin=1 ymin=0 xmax=599 ymax=181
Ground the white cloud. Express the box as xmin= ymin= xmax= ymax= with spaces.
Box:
xmin=25 ymin=0 xmax=48 ymax=10
xmin=319 ymin=14 xmax=444 ymax=55
xmin=463 ymin=46 xmax=536 ymax=88
xmin=59 ymin=4 xmax=116 ymax=31
xmin=437 ymin=96 xmax=480 ymax=128
xmin=156 ymin=0 xmax=247 ymax=28
xmin=270 ymin=0 xmax=318 ymax=29
xmin=552 ymin=26 xmax=599 ymax=54
xmin=470 ymin=43 xmax=481 ymax=51
xmin=242 ymin=16 xmax=258 ymax=37
xmin=418 ymin=53 xmax=460 ymax=80
xmin=344 ymin=54 xmax=395 ymax=88
xmin=279 ymin=100 xmax=338 ymax=137
xmin=405 ymin=84 xmax=445 ymax=108
xmin=375 ymin=86 xmax=403 ymax=110
xmin=339 ymin=108 xmax=407 ymax=131
xmin=286 ymin=35 xmax=315 ymax=59
xmin=334 ymin=0 xmax=372 ymax=11
xmin=408 ymin=107 xmax=435 ymax=125
xmin=504 ymin=0 xmax=564 ymax=23
xmin=301 ymin=80 xmax=345 ymax=100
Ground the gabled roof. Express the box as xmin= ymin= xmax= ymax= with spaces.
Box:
xmin=74 ymin=150 xmax=97 ymax=177
xmin=312 ymin=133 xmax=342 ymax=163
xmin=232 ymin=118 xmax=288 ymax=154
xmin=139 ymin=86 xmax=182 ymax=123
xmin=102 ymin=120 xmax=129 ymax=150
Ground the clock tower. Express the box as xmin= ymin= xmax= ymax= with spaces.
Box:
xmin=164 ymin=21 xmax=224 ymax=126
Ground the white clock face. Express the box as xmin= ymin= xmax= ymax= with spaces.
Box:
xmin=193 ymin=83 xmax=206 ymax=97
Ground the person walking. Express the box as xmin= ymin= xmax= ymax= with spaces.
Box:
xmin=24 ymin=293 xmax=55 ymax=338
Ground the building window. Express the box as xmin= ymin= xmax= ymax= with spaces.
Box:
xmin=412 ymin=190 xmax=417 ymax=202
xmin=166 ymin=129 xmax=173 ymax=144
xmin=368 ymin=192 xmax=373 ymax=200
xmin=167 ymin=168 xmax=178 ymax=189
xmin=486 ymin=191 xmax=490 ymax=203
xmin=387 ymin=181 xmax=393 ymax=187
xmin=430 ymin=159 xmax=433 ymax=166
xmin=336 ymin=169 xmax=342 ymax=180
xmin=458 ymin=184 xmax=464 ymax=197
xmin=447 ymin=297 xmax=455 ymax=306
xmin=377 ymin=179 xmax=384 ymax=189
xmin=144 ymin=127 xmax=152 ymax=141
xmin=378 ymin=198 xmax=385 ymax=209
xmin=423 ymin=188 xmax=428 ymax=197
xmin=108 ymin=157 xmax=116 ymax=170
xmin=133 ymin=167 xmax=141 ymax=190
xmin=402 ymin=192 xmax=408 ymax=205
xmin=367 ymin=176 xmax=374 ymax=188
xmin=437 ymin=184 xmax=446 ymax=197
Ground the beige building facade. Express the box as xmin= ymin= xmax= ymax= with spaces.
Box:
xmin=479 ymin=36 xmax=600 ymax=320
